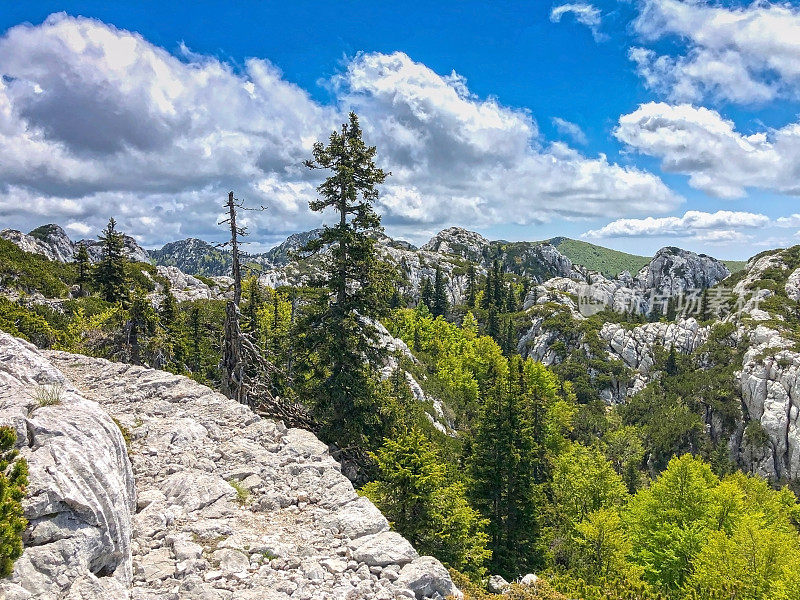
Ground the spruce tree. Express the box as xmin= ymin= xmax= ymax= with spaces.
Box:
xmin=481 ymin=270 xmax=493 ymax=310
xmin=420 ymin=277 xmax=433 ymax=311
xmin=487 ymin=306 xmax=500 ymax=341
xmin=503 ymin=319 xmax=515 ymax=356
xmin=465 ymin=264 xmax=477 ymax=308
xmin=432 ymin=266 xmax=449 ymax=318
xmin=242 ymin=277 xmax=263 ymax=337
xmin=492 ymin=260 xmax=504 ymax=307
xmin=188 ymin=306 xmax=202 ymax=374
xmin=468 ymin=356 xmax=549 ymax=578
xmin=505 ymin=282 xmax=517 ymax=313
xmin=74 ymin=243 xmax=91 ymax=296
xmin=295 ymin=112 xmax=391 ymax=452
xmin=95 ymin=218 xmax=127 ymax=303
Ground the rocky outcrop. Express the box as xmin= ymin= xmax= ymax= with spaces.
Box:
xmin=154 ymin=266 xmax=230 ymax=303
xmin=420 ymin=227 xmax=491 ymax=263
xmin=0 ymin=332 xmax=460 ymax=599
xmin=635 ymin=247 xmax=729 ymax=296
xmin=148 ymin=238 xmax=232 ymax=277
xmin=739 ymin=326 xmax=800 ymax=480
xmin=0 ymin=332 xmax=136 ymax=600
xmin=1 ymin=224 xmax=149 ymax=264
xmin=1 ymin=225 xmax=75 ymax=263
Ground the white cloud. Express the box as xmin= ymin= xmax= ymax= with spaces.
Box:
xmin=550 ymin=3 xmax=606 ymax=41
xmin=552 ymin=117 xmax=588 ymax=145
xmin=632 ymin=0 xmax=800 ymax=103
xmin=0 ymin=14 xmax=679 ymax=246
xmin=583 ymin=209 xmax=769 ymax=241
xmin=777 ymin=214 xmax=800 ymax=228
xmin=65 ymin=221 xmax=92 ymax=236
xmin=615 ymin=102 xmax=800 ymax=198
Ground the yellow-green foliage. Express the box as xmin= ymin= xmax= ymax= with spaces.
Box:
xmin=554 ymin=454 xmax=800 ymax=600
xmin=387 ymin=307 xmax=513 ymax=426
xmin=0 ymin=426 xmax=28 ymax=578
xmin=361 ymin=428 xmax=491 ymax=578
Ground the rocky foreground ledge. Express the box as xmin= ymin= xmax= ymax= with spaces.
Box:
xmin=0 ymin=332 xmax=460 ymax=599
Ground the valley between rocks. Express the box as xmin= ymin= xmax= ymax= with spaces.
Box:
xmin=0 ymin=333 xmax=459 ymax=600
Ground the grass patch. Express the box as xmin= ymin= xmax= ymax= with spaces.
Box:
xmin=112 ymin=417 xmax=132 ymax=450
xmin=32 ymin=383 xmax=64 ymax=407
xmin=228 ymin=479 xmax=251 ymax=505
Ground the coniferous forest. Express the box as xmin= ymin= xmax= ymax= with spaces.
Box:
xmin=2 ymin=112 xmax=800 ymax=600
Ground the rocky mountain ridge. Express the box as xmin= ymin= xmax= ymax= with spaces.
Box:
xmin=0 ymin=331 xmax=460 ymax=600
xmin=2 ymin=223 xmax=734 ymax=308
xmin=1 ymin=224 xmax=149 ymax=264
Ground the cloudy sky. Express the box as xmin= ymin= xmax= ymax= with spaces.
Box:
xmin=2 ymin=1 xmax=800 ymax=258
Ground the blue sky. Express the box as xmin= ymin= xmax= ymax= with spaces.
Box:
xmin=2 ymin=1 xmax=800 ymax=258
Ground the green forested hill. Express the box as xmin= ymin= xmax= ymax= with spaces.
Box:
xmin=548 ymin=237 xmax=747 ymax=277
xmin=547 ymin=237 xmax=650 ymax=277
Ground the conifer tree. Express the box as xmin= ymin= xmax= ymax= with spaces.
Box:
xmin=503 ymin=319 xmax=515 ymax=356
xmin=95 ymin=218 xmax=127 ymax=303
xmin=390 ymin=288 xmax=402 ymax=309
xmin=487 ymin=306 xmax=500 ymax=341
xmin=74 ymin=243 xmax=91 ymax=296
xmin=159 ymin=287 xmax=177 ymax=326
xmin=468 ymin=356 xmax=549 ymax=578
xmin=465 ymin=264 xmax=477 ymax=308
xmin=481 ymin=270 xmax=493 ymax=310
xmin=700 ymin=288 xmax=710 ymax=321
xmin=420 ymin=276 xmax=433 ymax=311
xmin=295 ymin=112 xmax=391 ymax=452
xmin=492 ymin=260 xmax=504 ymax=307
xmin=432 ymin=266 xmax=449 ymax=318
xmin=188 ymin=306 xmax=202 ymax=374
xmin=242 ymin=277 xmax=263 ymax=337
xmin=505 ymin=282 xmax=517 ymax=313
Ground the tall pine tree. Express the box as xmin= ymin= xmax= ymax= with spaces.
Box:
xmin=465 ymin=264 xmax=477 ymax=308
xmin=295 ymin=112 xmax=391 ymax=453
xmin=432 ymin=266 xmax=449 ymax=318
xmin=74 ymin=243 xmax=91 ymax=296
xmin=468 ymin=356 xmax=552 ymax=579
xmin=95 ymin=218 xmax=127 ymax=303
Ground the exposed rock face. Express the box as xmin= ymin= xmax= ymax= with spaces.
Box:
xmin=262 ymin=229 xmax=324 ymax=266
xmin=1 ymin=225 xmax=74 ymax=263
xmin=635 ymin=246 xmax=729 ymax=296
xmin=598 ymin=318 xmax=709 ymax=398
xmin=1 ymin=224 xmax=149 ymax=264
xmin=0 ymin=332 xmax=136 ymax=600
xmin=739 ymin=326 xmax=800 ymax=480
xmin=148 ymin=238 xmax=232 ymax=277
xmin=155 ymin=266 xmax=228 ymax=303
xmin=0 ymin=332 xmax=459 ymax=599
xmin=420 ymin=227 xmax=491 ymax=263
xmin=80 ymin=235 xmax=150 ymax=264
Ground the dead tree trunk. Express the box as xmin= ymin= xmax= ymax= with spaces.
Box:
xmin=218 ymin=191 xmax=314 ymax=430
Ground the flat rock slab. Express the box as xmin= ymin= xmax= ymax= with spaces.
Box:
xmin=45 ymin=350 xmax=459 ymax=599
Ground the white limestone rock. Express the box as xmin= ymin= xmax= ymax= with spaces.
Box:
xmin=0 ymin=332 xmax=136 ymax=599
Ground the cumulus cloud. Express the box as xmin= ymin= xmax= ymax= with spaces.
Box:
xmin=550 ymin=3 xmax=606 ymax=41
xmin=631 ymin=0 xmax=800 ymax=104
xmin=614 ymin=102 xmax=800 ymax=199
xmin=776 ymin=214 xmax=800 ymax=228
xmin=0 ymin=13 xmax=679 ymax=247
xmin=583 ymin=209 xmax=769 ymax=242
xmin=552 ymin=117 xmax=588 ymax=145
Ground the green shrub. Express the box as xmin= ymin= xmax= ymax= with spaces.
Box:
xmin=0 ymin=426 xmax=28 ymax=578
xmin=0 ymin=239 xmax=75 ymax=297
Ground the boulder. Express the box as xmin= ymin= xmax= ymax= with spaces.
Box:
xmin=396 ymin=556 xmax=463 ymax=599
xmin=0 ymin=333 xmax=136 ymax=599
